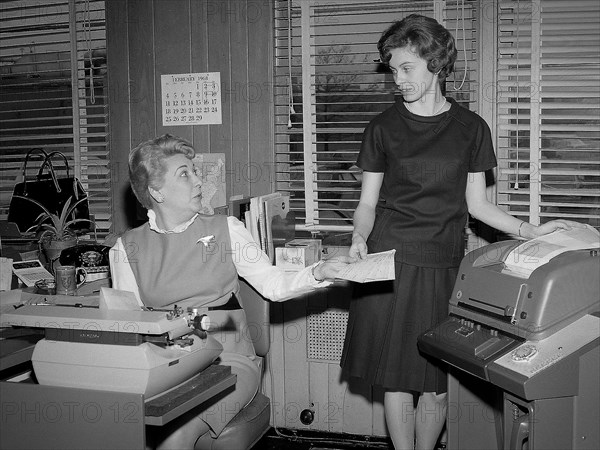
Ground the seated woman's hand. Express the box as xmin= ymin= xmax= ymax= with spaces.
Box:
xmin=313 ymin=256 xmax=358 ymax=281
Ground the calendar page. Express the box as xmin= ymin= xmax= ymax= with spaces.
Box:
xmin=161 ymin=72 xmax=222 ymax=126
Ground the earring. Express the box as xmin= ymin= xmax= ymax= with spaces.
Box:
xmin=150 ymin=188 xmax=164 ymax=203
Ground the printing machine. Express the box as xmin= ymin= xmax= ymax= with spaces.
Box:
xmin=0 ymin=288 xmax=232 ymax=449
xmin=418 ymin=240 xmax=600 ymax=450
xmin=2 ymin=300 xmax=223 ymax=399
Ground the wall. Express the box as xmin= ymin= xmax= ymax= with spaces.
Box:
xmin=106 ymin=0 xmax=274 ymax=234
xmin=105 ymin=0 xmax=387 ymax=438
xmin=268 ymin=283 xmax=388 ymax=436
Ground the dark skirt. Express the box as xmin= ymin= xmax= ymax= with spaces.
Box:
xmin=340 ymin=260 xmax=458 ymax=394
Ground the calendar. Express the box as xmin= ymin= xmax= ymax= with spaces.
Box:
xmin=161 ymin=72 xmax=222 ymax=126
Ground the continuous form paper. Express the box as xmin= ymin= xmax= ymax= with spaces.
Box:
xmin=503 ymin=224 xmax=600 ymax=278
xmin=335 ymin=249 xmax=396 ymax=283
xmin=0 ymin=257 xmax=12 ymax=291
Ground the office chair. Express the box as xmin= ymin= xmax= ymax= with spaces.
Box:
xmin=193 ymin=278 xmax=272 ymax=450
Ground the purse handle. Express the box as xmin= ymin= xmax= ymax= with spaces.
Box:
xmin=22 ymin=148 xmax=49 ymax=176
xmin=21 ymin=148 xmax=61 ymax=196
xmin=38 ymin=151 xmax=71 ymax=179
xmin=38 ymin=151 xmax=75 ymax=197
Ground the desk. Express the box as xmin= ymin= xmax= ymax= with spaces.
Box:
xmin=0 ymin=327 xmax=43 ymax=373
xmin=0 ymin=304 xmax=236 ymax=450
xmin=0 ymin=363 xmax=236 ymax=449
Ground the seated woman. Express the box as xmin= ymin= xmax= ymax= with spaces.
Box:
xmin=109 ymin=134 xmax=354 ymax=449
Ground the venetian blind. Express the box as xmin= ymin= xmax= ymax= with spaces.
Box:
xmin=495 ymin=0 xmax=600 ymax=228
xmin=273 ymin=0 xmax=479 ymax=233
xmin=0 ymin=0 xmax=111 ymax=238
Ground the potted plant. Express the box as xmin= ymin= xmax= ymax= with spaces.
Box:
xmin=13 ymin=194 xmax=93 ymax=267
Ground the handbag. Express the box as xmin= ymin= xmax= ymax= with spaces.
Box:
xmin=8 ymin=149 xmax=90 ymax=233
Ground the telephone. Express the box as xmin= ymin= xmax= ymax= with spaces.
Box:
xmin=59 ymin=244 xmax=110 ymax=282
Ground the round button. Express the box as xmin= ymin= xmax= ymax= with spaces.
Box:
xmin=200 ymin=315 xmax=212 ymax=331
xmin=511 ymin=345 xmax=538 ymax=361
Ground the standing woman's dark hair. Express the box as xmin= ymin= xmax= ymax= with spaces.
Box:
xmin=378 ymin=14 xmax=457 ymax=82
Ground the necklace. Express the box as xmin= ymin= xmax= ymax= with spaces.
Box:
xmin=405 ymin=98 xmax=447 ymax=116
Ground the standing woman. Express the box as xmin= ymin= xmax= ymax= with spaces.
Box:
xmin=340 ymin=14 xmax=581 ymax=450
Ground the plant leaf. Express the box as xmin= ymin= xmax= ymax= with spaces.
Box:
xmin=65 ymin=196 xmax=88 ymax=217
xmin=37 ymin=224 xmax=60 ymax=236
xmin=12 ymin=194 xmax=52 ymax=217
xmin=12 ymin=193 xmax=91 ymax=239
xmin=58 ymin=197 xmax=73 ymax=225
xmin=65 ymin=218 xmax=93 ymax=229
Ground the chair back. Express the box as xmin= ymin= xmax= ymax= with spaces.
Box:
xmin=237 ymin=278 xmax=270 ymax=357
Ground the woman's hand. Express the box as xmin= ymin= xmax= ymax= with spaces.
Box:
xmin=313 ymin=256 xmax=357 ymax=281
xmin=349 ymin=233 xmax=368 ymax=259
xmin=523 ymin=219 xmax=588 ymax=239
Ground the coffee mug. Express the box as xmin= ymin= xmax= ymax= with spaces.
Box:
xmin=55 ymin=265 xmax=87 ymax=295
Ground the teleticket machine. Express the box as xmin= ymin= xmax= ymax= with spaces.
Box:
xmin=418 ymin=240 xmax=600 ymax=450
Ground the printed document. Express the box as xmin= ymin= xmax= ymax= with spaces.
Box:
xmin=504 ymin=224 xmax=600 ymax=277
xmin=336 ymin=249 xmax=396 ymax=283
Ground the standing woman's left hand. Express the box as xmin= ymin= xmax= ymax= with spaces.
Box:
xmin=526 ymin=219 xmax=588 ymax=239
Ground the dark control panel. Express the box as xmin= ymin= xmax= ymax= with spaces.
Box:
xmin=418 ymin=315 xmax=523 ymax=379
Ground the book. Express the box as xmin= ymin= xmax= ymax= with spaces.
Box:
xmin=229 ymin=195 xmax=252 ymax=226
xmin=245 ymin=209 xmax=260 ymax=245
xmin=251 ymin=193 xmax=281 ymax=252
xmin=249 ymin=196 xmax=262 ymax=247
xmin=263 ymin=193 xmax=292 ymax=263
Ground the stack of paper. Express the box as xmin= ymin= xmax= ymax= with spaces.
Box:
xmin=0 ymin=257 xmax=12 ymax=291
xmin=192 ymin=153 xmax=226 ymax=215
xmin=245 ymin=192 xmax=294 ymax=263
xmin=504 ymin=224 xmax=600 ymax=278
xmin=335 ymin=249 xmax=396 ymax=283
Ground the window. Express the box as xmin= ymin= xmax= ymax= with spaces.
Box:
xmin=0 ymin=0 xmax=111 ymax=238
xmin=495 ymin=0 xmax=599 ymax=228
xmin=273 ymin=0 xmax=480 ymax=234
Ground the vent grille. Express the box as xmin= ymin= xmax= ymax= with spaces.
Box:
xmin=307 ymin=309 xmax=349 ymax=362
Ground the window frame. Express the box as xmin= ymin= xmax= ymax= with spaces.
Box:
xmin=274 ymin=0 xmax=481 ymax=235
xmin=493 ymin=0 xmax=600 ymax=229
xmin=274 ymin=0 xmax=600 ymax=237
xmin=0 ymin=0 xmax=111 ymax=238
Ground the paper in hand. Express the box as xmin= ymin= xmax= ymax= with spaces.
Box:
xmin=336 ymin=249 xmax=396 ymax=283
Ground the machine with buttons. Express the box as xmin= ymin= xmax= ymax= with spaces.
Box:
xmin=418 ymin=240 xmax=599 ymax=450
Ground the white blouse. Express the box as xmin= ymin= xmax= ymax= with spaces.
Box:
xmin=109 ymin=212 xmax=330 ymax=304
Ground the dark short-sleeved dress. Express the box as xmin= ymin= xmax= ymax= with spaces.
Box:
xmin=340 ymin=98 xmax=497 ymax=393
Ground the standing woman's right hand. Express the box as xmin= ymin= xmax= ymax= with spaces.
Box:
xmin=350 ymin=233 xmax=368 ymax=259
xmin=349 ymin=171 xmax=383 ymax=261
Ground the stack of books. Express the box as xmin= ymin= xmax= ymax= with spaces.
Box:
xmin=229 ymin=192 xmax=294 ymax=263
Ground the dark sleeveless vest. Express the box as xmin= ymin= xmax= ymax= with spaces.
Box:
xmin=121 ymin=214 xmax=239 ymax=310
